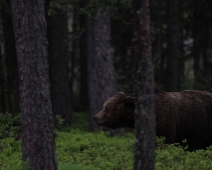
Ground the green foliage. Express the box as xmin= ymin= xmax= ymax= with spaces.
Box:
xmin=61 ymin=112 xmax=89 ymax=132
xmin=59 ymin=162 xmax=89 ymax=170
xmin=113 ymin=55 xmax=133 ymax=92
xmin=48 ymin=0 xmax=70 ymax=16
xmin=181 ymin=76 xmax=195 ymax=90
xmin=182 ymin=75 xmax=212 ymax=92
xmin=55 ymin=115 xmax=65 ymax=130
xmin=47 ymin=0 xmax=131 ymax=16
xmin=56 ymin=130 xmax=134 ymax=170
xmin=0 ymin=113 xmax=20 ymax=138
xmin=80 ymin=0 xmax=131 ymax=15
xmin=0 ymin=138 xmax=22 ymax=169
xmin=1 ymin=112 xmax=212 ymax=169
xmin=156 ymin=144 xmax=212 ymax=170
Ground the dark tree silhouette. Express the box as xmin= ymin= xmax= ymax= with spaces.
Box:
xmin=192 ymin=0 xmax=212 ymax=91
xmin=46 ymin=1 xmax=72 ymax=125
xmin=79 ymin=0 xmax=89 ymax=111
xmin=11 ymin=0 xmax=58 ymax=169
xmin=2 ymin=0 xmax=20 ymax=115
xmin=0 ymin=1 xmax=10 ymax=113
xmin=165 ymin=0 xmax=179 ymax=91
xmin=132 ymin=0 xmax=156 ymax=169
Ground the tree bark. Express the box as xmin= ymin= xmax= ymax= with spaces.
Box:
xmin=11 ymin=0 xmax=58 ymax=169
xmin=87 ymin=8 xmax=117 ymax=131
xmin=165 ymin=0 xmax=179 ymax=91
xmin=132 ymin=0 xmax=155 ymax=169
xmin=46 ymin=1 xmax=72 ymax=125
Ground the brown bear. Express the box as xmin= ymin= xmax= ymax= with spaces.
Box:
xmin=93 ymin=88 xmax=212 ymax=150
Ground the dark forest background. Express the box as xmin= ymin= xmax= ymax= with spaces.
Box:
xmin=1 ymin=0 xmax=212 ymax=127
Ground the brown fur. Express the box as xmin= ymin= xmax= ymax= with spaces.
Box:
xmin=93 ymin=88 xmax=212 ymax=150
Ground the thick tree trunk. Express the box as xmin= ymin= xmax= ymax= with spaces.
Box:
xmin=87 ymin=8 xmax=117 ymax=130
xmin=46 ymin=2 xmax=72 ymax=125
xmin=165 ymin=0 xmax=179 ymax=91
xmin=132 ymin=0 xmax=155 ymax=169
xmin=11 ymin=0 xmax=58 ymax=169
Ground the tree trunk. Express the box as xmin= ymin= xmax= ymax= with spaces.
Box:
xmin=2 ymin=0 xmax=20 ymax=115
xmin=46 ymin=1 xmax=72 ymax=125
xmin=132 ymin=0 xmax=156 ymax=169
xmin=71 ymin=2 xmax=82 ymax=110
xmin=165 ymin=0 xmax=179 ymax=91
xmin=87 ymin=8 xmax=117 ymax=131
xmin=79 ymin=0 xmax=88 ymax=111
xmin=11 ymin=0 xmax=58 ymax=169
xmin=0 ymin=1 xmax=10 ymax=113
xmin=178 ymin=0 xmax=184 ymax=91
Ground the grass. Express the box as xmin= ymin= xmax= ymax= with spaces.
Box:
xmin=1 ymin=112 xmax=212 ymax=169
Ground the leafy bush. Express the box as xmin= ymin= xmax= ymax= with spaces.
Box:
xmin=62 ymin=112 xmax=89 ymax=131
xmin=0 ymin=138 xmax=22 ymax=169
xmin=0 ymin=113 xmax=20 ymax=139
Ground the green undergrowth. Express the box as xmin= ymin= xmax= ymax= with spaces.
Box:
xmin=56 ymin=130 xmax=134 ymax=170
xmin=1 ymin=112 xmax=212 ymax=169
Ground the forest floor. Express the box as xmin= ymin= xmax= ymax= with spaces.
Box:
xmin=1 ymin=112 xmax=212 ymax=170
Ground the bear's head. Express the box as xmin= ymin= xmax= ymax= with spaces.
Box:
xmin=93 ymin=92 xmax=135 ymax=129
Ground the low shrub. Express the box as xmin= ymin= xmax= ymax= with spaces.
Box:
xmin=0 ymin=113 xmax=20 ymax=139
xmin=1 ymin=112 xmax=212 ymax=170
xmin=56 ymin=130 xmax=134 ymax=170
xmin=0 ymin=137 xmax=22 ymax=169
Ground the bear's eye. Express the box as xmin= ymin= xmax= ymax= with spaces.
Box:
xmin=105 ymin=107 xmax=109 ymax=112
xmin=115 ymin=104 xmax=123 ymax=110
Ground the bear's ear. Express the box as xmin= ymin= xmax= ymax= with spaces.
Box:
xmin=124 ymin=95 xmax=135 ymax=103
xmin=117 ymin=92 xmax=125 ymax=95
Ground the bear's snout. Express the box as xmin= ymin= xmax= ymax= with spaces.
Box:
xmin=93 ymin=115 xmax=103 ymax=123
xmin=93 ymin=113 xmax=107 ymax=126
xmin=93 ymin=116 xmax=98 ymax=121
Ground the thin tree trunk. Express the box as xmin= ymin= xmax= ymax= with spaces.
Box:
xmin=11 ymin=0 xmax=58 ymax=169
xmin=87 ymin=8 xmax=117 ymax=130
xmin=71 ymin=2 xmax=81 ymax=110
xmin=165 ymin=0 xmax=179 ymax=92
xmin=46 ymin=1 xmax=72 ymax=125
xmin=132 ymin=0 xmax=155 ymax=169
xmin=178 ymin=0 xmax=184 ymax=91
xmin=79 ymin=0 xmax=88 ymax=111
